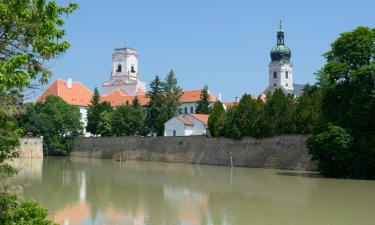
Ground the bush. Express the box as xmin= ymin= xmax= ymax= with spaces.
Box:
xmin=307 ymin=125 xmax=353 ymax=177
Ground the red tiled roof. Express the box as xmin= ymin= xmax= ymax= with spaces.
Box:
xmin=37 ymin=79 xmax=93 ymax=107
xmin=177 ymin=116 xmax=193 ymax=126
xmin=224 ymin=102 xmax=237 ymax=107
xmin=100 ymin=89 xmax=149 ymax=106
xmin=189 ymin=113 xmax=209 ymax=125
xmin=180 ymin=90 xmax=217 ymax=103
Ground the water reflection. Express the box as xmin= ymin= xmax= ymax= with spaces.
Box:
xmin=12 ymin=157 xmax=375 ymax=225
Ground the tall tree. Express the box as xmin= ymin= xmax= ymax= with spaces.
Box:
xmin=97 ymin=111 xmax=112 ymax=137
xmin=146 ymin=76 xmax=164 ymax=136
xmin=0 ymin=1 xmax=78 ymax=222
xmin=162 ymin=70 xmax=182 ymax=119
xmin=195 ymin=85 xmax=210 ymax=114
xmin=308 ymin=26 xmax=375 ymax=179
xmin=264 ymin=89 xmax=297 ymax=135
xmin=86 ymin=88 xmax=113 ymax=136
xmin=208 ymin=101 xmax=225 ymax=137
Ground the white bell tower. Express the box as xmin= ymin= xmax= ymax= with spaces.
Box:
xmin=112 ymin=48 xmax=139 ymax=80
xmin=266 ymin=22 xmax=294 ymax=93
xmin=102 ymin=47 xmax=146 ymax=96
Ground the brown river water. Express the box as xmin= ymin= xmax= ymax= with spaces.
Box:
xmin=10 ymin=157 xmax=375 ymax=225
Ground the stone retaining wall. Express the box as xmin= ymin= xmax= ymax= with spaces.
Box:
xmin=71 ymin=135 xmax=316 ymax=171
xmin=17 ymin=137 xmax=43 ymax=158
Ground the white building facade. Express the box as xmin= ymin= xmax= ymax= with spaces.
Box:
xmin=102 ymin=48 xmax=146 ymax=96
xmin=164 ymin=114 xmax=209 ymax=136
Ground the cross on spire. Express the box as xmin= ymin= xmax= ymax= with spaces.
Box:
xmin=279 ymin=20 xmax=282 ymax=30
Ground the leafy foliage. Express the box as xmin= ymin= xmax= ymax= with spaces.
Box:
xmin=307 ymin=125 xmax=353 ymax=178
xmin=20 ymin=96 xmax=82 ymax=155
xmin=0 ymin=192 xmax=57 ymax=225
xmin=0 ymin=0 xmax=78 ymax=90
xmin=111 ymin=104 xmax=146 ymax=136
xmin=308 ymin=26 xmax=375 ymax=179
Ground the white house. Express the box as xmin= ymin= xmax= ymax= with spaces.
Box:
xmin=164 ymin=114 xmax=209 ymax=136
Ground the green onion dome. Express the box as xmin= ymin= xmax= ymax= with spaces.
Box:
xmin=270 ymin=29 xmax=291 ymax=62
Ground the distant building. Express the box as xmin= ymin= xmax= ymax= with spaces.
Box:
xmin=263 ymin=23 xmax=305 ymax=97
xmin=102 ymin=48 xmax=146 ymax=96
xmin=37 ymin=79 xmax=93 ymax=136
xmin=164 ymin=114 xmax=209 ymax=136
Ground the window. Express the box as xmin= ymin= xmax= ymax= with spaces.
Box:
xmin=131 ymin=65 xmax=136 ymax=73
xmin=173 ymin=130 xmax=176 ymax=136
xmin=190 ymin=107 xmax=194 ymax=113
xmin=273 ymin=71 xmax=277 ymax=79
xmin=286 ymin=83 xmax=288 ymax=86
xmin=274 ymin=83 xmax=277 ymax=86
xmin=116 ymin=64 xmax=122 ymax=72
xmin=184 ymin=107 xmax=187 ymax=114
xmin=179 ymin=108 xmax=182 ymax=114
xmin=285 ymin=71 xmax=289 ymax=79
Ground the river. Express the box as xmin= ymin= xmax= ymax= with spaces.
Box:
xmin=11 ymin=157 xmax=375 ymax=225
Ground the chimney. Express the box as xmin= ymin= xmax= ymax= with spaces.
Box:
xmin=217 ymin=92 xmax=222 ymax=102
xmin=66 ymin=78 xmax=72 ymax=89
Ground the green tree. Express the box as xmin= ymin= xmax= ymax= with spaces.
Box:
xmin=146 ymin=76 xmax=164 ymax=136
xmin=111 ymin=104 xmax=146 ymax=136
xmin=195 ymin=85 xmax=210 ymax=114
xmin=309 ymin=26 xmax=375 ymax=179
xmin=264 ymin=89 xmax=296 ymax=135
xmin=21 ymin=96 xmax=82 ymax=155
xmin=208 ymin=101 xmax=225 ymax=137
xmin=0 ymin=0 xmax=78 ymax=222
xmin=307 ymin=125 xmax=353 ymax=178
xmin=295 ymin=84 xmax=322 ymax=134
xmin=87 ymin=88 xmax=113 ymax=136
xmin=162 ymin=70 xmax=182 ymax=119
xmin=0 ymin=0 xmax=78 ymax=91
xmin=97 ymin=111 xmax=112 ymax=137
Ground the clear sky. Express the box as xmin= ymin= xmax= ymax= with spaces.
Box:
xmin=44 ymin=0 xmax=374 ymax=102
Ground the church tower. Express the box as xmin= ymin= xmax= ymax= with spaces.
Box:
xmin=102 ymin=47 xmax=146 ymax=96
xmin=266 ymin=22 xmax=294 ymax=92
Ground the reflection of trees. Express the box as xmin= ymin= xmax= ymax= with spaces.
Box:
xmin=14 ymin=157 xmax=375 ymax=225
xmin=21 ymin=157 xmax=80 ymax=213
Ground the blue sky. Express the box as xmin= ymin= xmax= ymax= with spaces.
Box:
xmin=46 ymin=0 xmax=374 ymax=102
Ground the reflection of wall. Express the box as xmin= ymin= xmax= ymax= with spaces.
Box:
xmin=72 ymin=135 xmax=316 ymax=171
xmin=10 ymin=158 xmax=43 ymax=182
xmin=17 ymin=137 xmax=43 ymax=158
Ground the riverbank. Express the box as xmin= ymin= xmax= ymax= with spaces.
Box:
xmin=71 ymin=135 xmax=316 ymax=171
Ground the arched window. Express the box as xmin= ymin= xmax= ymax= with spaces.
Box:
xmin=116 ymin=64 xmax=122 ymax=72
xmin=131 ymin=65 xmax=135 ymax=73
xmin=273 ymin=83 xmax=276 ymax=86
xmin=273 ymin=71 xmax=277 ymax=79
xmin=285 ymin=71 xmax=289 ymax=79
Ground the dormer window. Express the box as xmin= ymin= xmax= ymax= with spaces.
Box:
xmin=116 ymin=64 xmax=122 ymax=73
xmin=273 ymin=71 xmax=277 ymax=79
xmin=285 ymin=71 xmax=289 ymax=79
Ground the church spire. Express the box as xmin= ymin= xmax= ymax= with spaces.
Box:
xmin=277 ymin=21 xmax=285 ymax=45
